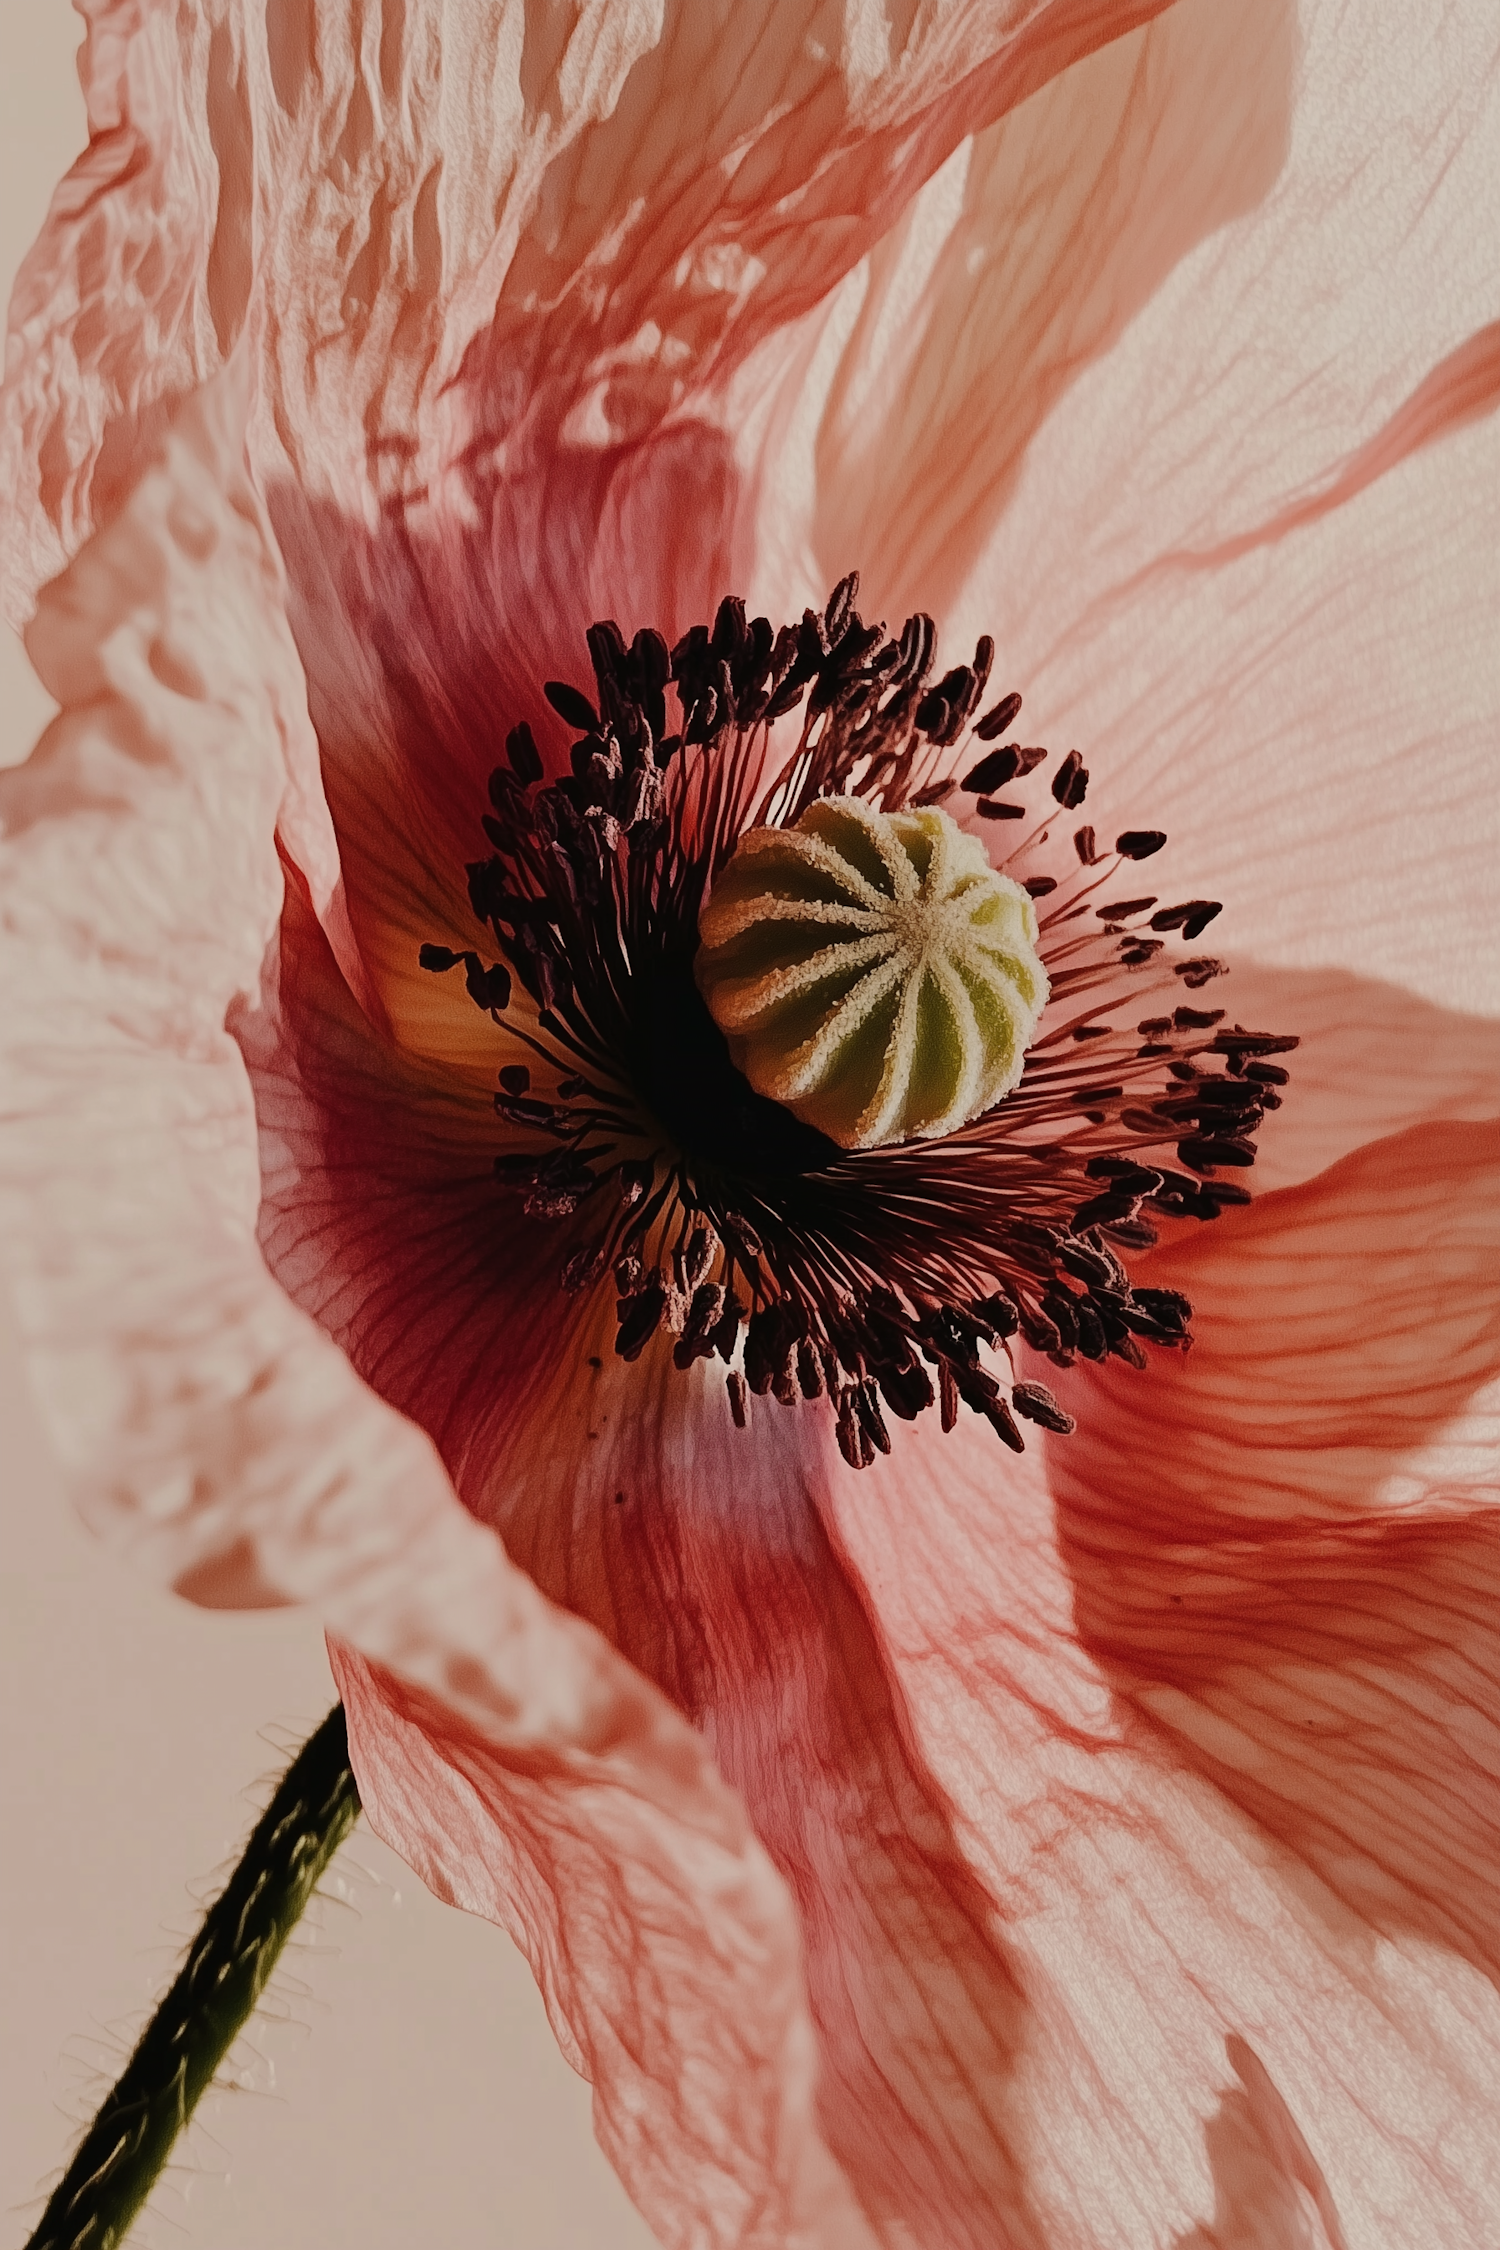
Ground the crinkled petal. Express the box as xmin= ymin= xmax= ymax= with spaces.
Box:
xmin=0 ymin=366 xmax=878 ymax=2250
xmin=1 ymin=0 xmax=1170 ymax=617
xmin=332 ymin=1641 xmax=880 ymax=2250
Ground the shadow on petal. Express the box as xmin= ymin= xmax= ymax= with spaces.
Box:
xmin=818 ymin=0 xmax=1296 ymax=621
xmin=1053 ymin=1115 xmax=1500 ymax=1983
xmin=500 ymin=1383 xmax=1053 ymax=2250
xmin=455 ymin=0 xmax=1185 ymax=466
xmin=1173 ymin=2036 xmax=1349 ymax=2250
xmin=1156 ymin=322 xmax=1500 ymax=573
xmin=1206 ymin=962 xmax=1500 ymax=1197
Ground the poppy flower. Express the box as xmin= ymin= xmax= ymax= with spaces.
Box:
xmin=4 ymin=1 xmax=1499 ymax=2246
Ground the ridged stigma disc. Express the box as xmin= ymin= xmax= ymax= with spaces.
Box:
xmin=694 ymin=795 xmax=1048 ymax=1150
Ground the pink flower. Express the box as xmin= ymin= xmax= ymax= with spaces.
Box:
xmin=4 ymin=2 xmax=1498 ymax=2245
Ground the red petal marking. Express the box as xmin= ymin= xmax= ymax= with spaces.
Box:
xmin=264 ymin=421 xmax=748 ymax=1015
xmin=256 ymin=888 xmax=1046 ymax=2243
xmin=336 ymin=1465 xmax=1055 ymax=2247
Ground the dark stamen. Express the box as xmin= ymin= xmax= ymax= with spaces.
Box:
xmin=419 ymin=576 xmax=1295 ymax=1468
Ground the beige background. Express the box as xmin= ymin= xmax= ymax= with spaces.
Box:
xmin=0 ymin=7 xmax=657 ymax=2244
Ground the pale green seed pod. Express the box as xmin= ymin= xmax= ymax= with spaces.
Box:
xmin=695 ymin=794 xmax=1049 ymax=1150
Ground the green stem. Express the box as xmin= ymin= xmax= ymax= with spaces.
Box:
xmin=27 ymin=1703 xmax=361 ymax=2250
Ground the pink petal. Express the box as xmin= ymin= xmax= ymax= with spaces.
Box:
xmin=795 ymin=0 xmax=1499 ymax=1011
xmin=333 ymin=1640 xmax=879 ymax=2250
xmin=0 ymin=368 xmax=877 ymax=2247
xmin=238 ymin=15 xmax=1499 ymax=2199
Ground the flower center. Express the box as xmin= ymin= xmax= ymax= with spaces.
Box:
xmin=420 ymin=575 xmax=1296 ymax=1469
xmin=695 ymin=795 xmax=1047 ymax=1149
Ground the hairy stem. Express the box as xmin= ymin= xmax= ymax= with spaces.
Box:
xmin=27 ymin=1703 xmax=361 ymax=2250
